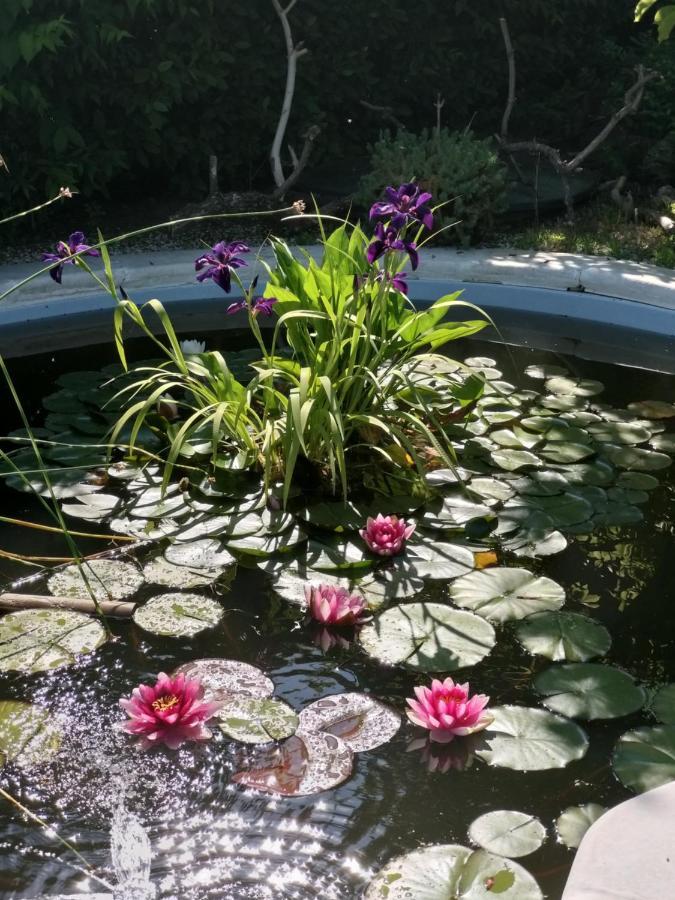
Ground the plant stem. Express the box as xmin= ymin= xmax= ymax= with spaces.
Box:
xmin=0 ymin=786 xmax=113 ymax=888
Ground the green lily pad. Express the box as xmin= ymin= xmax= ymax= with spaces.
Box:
xmin=218 ymin=697 xmax=298 ymax=743
xmin=490 ymin=449 xmax=542 ymax=472
xmin=546 ymin=377 xmax=604 ymax=397
xmin=613 ymin=725 xmax=675 ymax=793
xmin=556 ymin=459 xmax=615 ymax=486
xmin=512 ymin=471 xmax=568 ymax=496
xmin=359 ymin=602 xmax=495 ymax=672
xmin=525 ymin=364 xmax=568 ymax=380
xmin=601 ymin=444 xmax=671 ymax=472
xmin=627 ymin=400 xmax=675 ymax=419
xmin=534 ymin=663 xmax=645 ymax=720
xmin=297 ymin=692 xmax=401 ymax=752
xmin=555 ymin=804 xmax=607 ymax=849
xmin=402 ymin=538 xmax=476 ymax=581
xmin=587 ymin=422 xmax=652 ymax=445
xmin=0 ymin=609 xmax=106 ymax=673
xmin=143 ymin=557 xmax=221 ymax=589
xmin=133 ymin=592 xmax=224 ymax=637
xmin=48 ymin=559 xmax=144 ymax=602
xmin=616 ymin=471 xmax=659 ymax=490
xmin=650 ymin=433 xmax=675 ymax=454
xmin=306 ymin=537 xmax=374 ymax=572
xmin=468 ymin=477 xmax=515 ymax=503
xmin=364 ymin=844 xmax=543 ymax=900
xmin=164 ymin=539 xmax=236 ymax=569
xmin=539 ymin=441 xmax=595 ymax=464
xmin=173 ymin=658 xmax=274 ymax=701
xmin=225 ymin=525 xmax=307 ymax=556
xmin=478 ymin=705 xmax=588 ymax=771
xmin=468 ymin=810 xmax=546 ymax=858
xmin=515 ymin=612 xmax=611 ymax=662
xmin=0 ymin=700 xmax=62 ymax=768
xmin=421 ymin=494 xmax=492 ymax=528
xmin=652 ymin=684 xmax=675 ymax=724
xmin=491 ymin=428 xmax=542 ymax=451
xmin=448 ymin=568 xmax=565 ymax=624
xmin=61 ymin=493 xmax=121 ymax=521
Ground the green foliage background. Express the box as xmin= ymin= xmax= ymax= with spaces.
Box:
xmin=1 ymin=0 xmax=673 ymax=203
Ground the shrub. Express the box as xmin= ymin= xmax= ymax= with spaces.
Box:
xmin=357 ymin=129 xmax=509 ymax=246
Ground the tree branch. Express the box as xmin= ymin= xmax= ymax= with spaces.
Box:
xmin=272 ymin=125 xmax=320 ymax=199
xmin=499 ymin=17 xmax=516 ymax=141
xmin=496 ymin=18 xmax=659 ymax=223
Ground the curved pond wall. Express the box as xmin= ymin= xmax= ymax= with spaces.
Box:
xmin=0 ymin=247 xmax=674 ymax=370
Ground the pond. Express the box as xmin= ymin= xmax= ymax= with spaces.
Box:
xmin=0 ymin=335 xmax=673 ymax=900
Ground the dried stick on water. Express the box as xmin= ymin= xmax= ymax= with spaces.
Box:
xmin=495 ymin=16 xmax=659 ymax=222
xmin=0 ymin=592 xmax=135 ymax=617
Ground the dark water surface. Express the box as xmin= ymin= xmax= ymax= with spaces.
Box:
xmin=0 ymin=337 xmax=673 ymax=899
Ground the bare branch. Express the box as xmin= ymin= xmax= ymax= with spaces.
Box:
xmin=566 ymin=66 xmax=660 ymax=171
xmin=273 ymin=124 xmax=320 ymax=199
xmin=499 ymin=17 xmax=516 ymax=141
xmin=359 ymin=99 xmax=406 ymax=130
xmin=434 ymin=93 xmax=445 ymax=137
xmin=496 ymin=19 xmax=659 ymax=223
xmin=270 ymin=0 xmax=300 ymax=188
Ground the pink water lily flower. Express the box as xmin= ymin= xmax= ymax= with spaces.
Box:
xmin=360 ymin=513 xmax=416 ymax=557
xmin=406 ymin=677 xmax=492 ymax=743
xmin=119 ymin=672 xmax=222 ymax=750
xmin=304 ymin=583 xmax=367 ymax=626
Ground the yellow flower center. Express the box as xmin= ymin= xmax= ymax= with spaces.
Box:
xmin=152 ymin=694 xmax=179 ymax=712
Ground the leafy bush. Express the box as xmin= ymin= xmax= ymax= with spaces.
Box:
xmin=0 ymin=0 xmax=650 ymax=205
xmin=358 ymin=130 xmax=508 ymax=245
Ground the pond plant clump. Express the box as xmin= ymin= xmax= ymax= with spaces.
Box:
xmin=0 ymin=184 xmax=673 ymax=897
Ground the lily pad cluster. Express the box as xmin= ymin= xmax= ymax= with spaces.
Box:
xmin=175 ymin=659 xmax=401 ymax=796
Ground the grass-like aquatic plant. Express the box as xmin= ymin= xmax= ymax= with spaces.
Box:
xmin=94 ymin=187 xmax=490 ymax=503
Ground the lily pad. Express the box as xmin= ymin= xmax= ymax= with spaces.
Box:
xmin=534 ymin=664 xmax=645 ymax=720
xmin=613 ymin=725 xmax=675 ymax=793
xmin=478 ymin=705 xmax=588 ymax=771
xmin=403 ymin=538 xmax=476 ymax=580
xmin=232 ymin=729 xmax=353 ymax=795
xmin=359 ymin=603 xmax=495 ymax=672
xmin=133 ymin=592 xmax=224 ymax=637
xmin=468 ymin=810 xmax=546 ymax=858
xmin=587 ymin=422 xmax=652 ymax=445
xmin=627 ymin=400 xmax=675 ymax=419
xmin=601 ymin=444 xmax=671 ymax=472
xmin=0 ymin=609 xmax=106 ymax=673
xmin=650 ymin=433 xmax=675 ymax=454
xmin=448 ymin=568 xmax=565 ymax=624
xmin=48 ymin=559 xmax=144 ymax=602
xmin=143 ymin=557 xmax=221 ymax=589
xmin=364 ymin=843 xmax=543 ymax=900
xmin=515 ymin=612 xmax=611 ymax=662
xmin=539 ymin=441 xmax=595 ymax=464
xmin=525 ymin=364 xmax=568 ymax=380
xmin=218 ymin=697 xmax=298 ymax=744
xmin=0 ymin=700 xmax=62 ymax=768
xmin=555 ymin=803 xmax=607 ymax=850
xmin=297 ymin=692 xmax=401 ymax=752
xmin=490 ymin=449 xmax=542 ymax=472
xmin=173 ymin=658 xmax=274 ymax=701
xmin=546 ymin=376 xmax=604 ymax=397
xmin=164 ymin=539 xmax=236 ymax=569
xmin=651 ymin=684 xmax=675 ymax=724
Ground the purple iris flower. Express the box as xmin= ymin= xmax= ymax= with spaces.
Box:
xmin=369 ymin=182 xmax=434 ymax=231
xmin=195 ymin=241 xmax=249 ymax=293
xmin=226 ymin=296 xmax=278 ymax=317
xmin=366 ymin=223 xmax=419 ymax=270
xmin=354 ymin=271 xmax=409 ymax=296
xmin=41 ymin=231 xmax=100 ymax=283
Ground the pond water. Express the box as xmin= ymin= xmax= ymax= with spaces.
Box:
xmin=0 ymin=336 xmax=673 ymax=900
